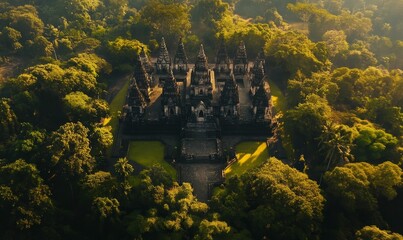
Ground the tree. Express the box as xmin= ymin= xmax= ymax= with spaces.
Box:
xmin=140 ymin=0 xmax=191 ymax=41
xmin=127 ymin=166 xmax=215 ymax=239
xmin=113 ymin=157 xmax=134 ymax=199
xmin=8 ymin=5 xmax=44 ymax=41
xmin=83 ymin=171 xmax=117 ymax=198
xmin=282 ymin=94 xmax=332 ymax=162
xmin=265 ymin=31 xmax=330 ymax=86
xmin=352 ymin=120 xmax=398 ymax=164
xmin=90 ymin=125 xmax=113 ymax=157
xmin=323 ymin=162 xmax=402 ymax=239
xmin=28 ymin=36 xmax=54 ymax=58
xmin=0 ymin=98 xmax=18 ymax=143
xmin=318 ymin=122 xmax=355 ymax=172
xmin=47 ymin=122 xmax=95 ymax=181
xmin=67 ymin=53 xmax=112 ymax=77
xmin=0 ymin=159 xmax=53 ymax=233
xmin=355 ymin=225 xmax=403 ymax=240
xmin=92 ymin=197 xmax=120 ymax=220
xmin=63 ymin=91 xmax=109 ymax=124
xmin=212 ymin=158 xmax=325 ymax=240
xmin=194 ymin=219 xmax=231 ymax=240
xmin=0 ymin=26 xmax=23 ymax=53
xmin=106 ymin=37 xmax=147 ymax=65
xmin=322 ymin=30 xmax=349 ymax=58
xmin=10 ymin=123 xmax=46 ymax=162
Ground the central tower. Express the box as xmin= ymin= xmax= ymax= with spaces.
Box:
xmin=188 ymin=44 xmax=214 ymax=122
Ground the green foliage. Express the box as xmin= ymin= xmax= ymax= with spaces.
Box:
xmin=0 ymin=98 xmax=18 ymax=142
xmin=126 ymin=166 xmax=216 ymax=239
xmin=352 ymin=120 xmax=398 ymax=163
xmin=212 ymin=158 xmax=324 ymax=240
xmin=265 ymin=31 xmax=330 ymax=83
xmin=106 ymin=37 xmax=147 ymax=64
xmin=47 ymin=122 xmax=95 ymax=180
xmin=282 ymin=94 xmax=332 ymax=160
xmin=83 ymin=171 xmax=117 ymax=198
xmin=63 ymin=91 xmax=109 ymax=123
xmin=355 ymin=225 xmax=403 ymax=240
xmin=140 ymin=0 xmax=191 ymax=40
xmin=323 ymin=161 xmax=402 ymax=238
xmin=10 ymin=123 xmax=46 ymax=161
xmin=0 ymin=26 xmax=23 ymax=53
xmin=92 ymin=197 xmax=120 ymax=220
xmin=7 ymin=5 xmax=44 ymax=41
xmin=194 ymin=219 xmax=231 ymax=240
xmin=0 ymin=159 xmax=53 ymax=231
xmin=67 ymin=53 xmax=112 ymax=77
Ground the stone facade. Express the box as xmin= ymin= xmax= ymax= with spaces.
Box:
xmin=122 ymin=38 xmax=273 ymax=162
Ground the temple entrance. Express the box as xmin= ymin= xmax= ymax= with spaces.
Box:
xmin=199 ymin=110 xmax=204 ymax=118
xmin=170 ymin=108 xmax=175 ymax=115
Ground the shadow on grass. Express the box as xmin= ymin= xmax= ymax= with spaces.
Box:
xmin=224 ymin=141 xmax=269 ymax=178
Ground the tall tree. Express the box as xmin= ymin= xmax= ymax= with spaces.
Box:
xmin=212 ymin=158 xmax=325 ymax=240
xmin=0 ymin=159 xmax=53 ymax=235
xmin=47 ymin=122 xmax=95 ymax=182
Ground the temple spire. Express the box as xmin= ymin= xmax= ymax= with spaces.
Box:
xmin=195 ymin=44 xmax=208 ymax=72
xmin=162 ymin=70 xmax=180 ymax=103
xmin=174 ymin=37 xmax=188 ymax=64
xmin=234 ymin=41 xmax=247 ymax=64
xmin=233 ymin=41 xmax=248 ymax=76
xmin=128 ymin=78 xmax=147 ymax=108
xmin=156 ymin=37 xmax=171 ymax=73
xmin=215 ymin=37 xmax=230 ymax=70
xmin=221 ymin=74 xmax=239 ymax=105
xmin=173 ymin=37 xmax=188 ymax=74
xmin=251 ymin=61 xmax=265 ymax=87
xmin=140 ymin=47 xmax=153 ymax=74
xmin=134 ymin=55 xmax=151 ymax=101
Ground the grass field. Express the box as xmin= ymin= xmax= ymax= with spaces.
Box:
xmin=127 ymin=141 xmax=177 ymax=180
xmin=269 ymin=79 xmax=286 ymax=113
xmin=224 ymin=141 xmax=269 ymax=178
xmin=107 ymin=79 xmax=130 ymax=133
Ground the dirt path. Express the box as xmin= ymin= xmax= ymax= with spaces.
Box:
xmin=0 ymin=57 xmax=24 ymax=84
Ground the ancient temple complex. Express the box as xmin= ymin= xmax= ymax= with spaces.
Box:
xmin=122 ymin=38 xmax=273 ymax=163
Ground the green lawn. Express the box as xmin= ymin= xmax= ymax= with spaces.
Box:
xmin=107 ymin=79 xmax=130 ymax=134
xmin=224 ymin=141 xmax=269 ymax=178
xmin=127 ymin=141 xmax=177 ymax=180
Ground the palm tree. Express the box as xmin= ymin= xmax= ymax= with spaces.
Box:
xmin=318 ymin=122 xmax=355 ymax=183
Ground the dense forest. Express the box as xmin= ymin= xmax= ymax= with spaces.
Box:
xmin=0 ymin=0 xmax=402 ymax=239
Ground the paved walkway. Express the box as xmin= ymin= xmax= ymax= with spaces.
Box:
xmin=178 ymin=163 xmax=225 ymax=202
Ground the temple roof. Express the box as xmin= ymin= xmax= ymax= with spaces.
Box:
xmin=215 ymin=38 xmax=230 ymax=65
xmin=140 ymin=47 xmax=154 ymax=74
xmin=195 ymin=44 xmax=208 ymax=72
xmin=233 ymin=41 xmax=248 ymax=65
xmin=174 ymin=37 xmax=188 ymax=64
xmin=128 ymin=78 xmax=147 ymax=107
xmin=253 ymin=83 xmax=270 ymax=107
xmin=257 ymin=47 xmax=265 ymax=64
xmin=162 ymin=70 xmax=180 ymax=105
xmin=220 ymin=74 xmax=239 ymax=105
xmin=134 ymin=56 xmax=151 ymax=90
xmin=251 ymin=61 xmax=265 ymax=87
xmin=156 ymin=37 xmax=171 ymax=65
